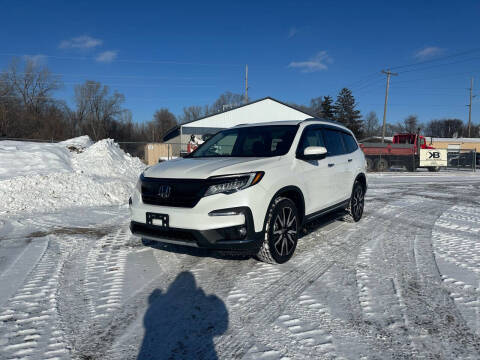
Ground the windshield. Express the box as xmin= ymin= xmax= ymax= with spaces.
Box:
xmin=189 ymin=125 xmax=298 ymax=158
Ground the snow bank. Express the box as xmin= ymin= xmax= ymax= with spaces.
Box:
xmin=72 ymin=139 xmax=145 ymax=179
xmin=0 ymin=137 xmax=145 ymax=215
xmin=0 ymin=141 xmax=73 ymax=180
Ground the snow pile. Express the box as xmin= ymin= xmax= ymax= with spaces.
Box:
xmin=0 ymin=141 xmax=73 ymax=180
xmin=0 ymin=137 xmax=145 ymax=215
xmin=60 ymin=135 xmax=93 ymax=152
xmin=71 ymin=139 xmax=145 ymax=179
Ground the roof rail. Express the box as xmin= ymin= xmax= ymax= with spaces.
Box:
xmin=302 ymin=117 xmax=344 ymax=126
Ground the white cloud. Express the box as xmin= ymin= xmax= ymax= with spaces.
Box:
xmin=59 ymin=35 xmax=103 ymax=49
xmin=23 ymin=54 xmax=47 ymax=66
xmin=288 ymin=51 xmax=333 ymax=72
xmin=288 ymin=26 xmax=299 ymax=39
xmin=96 ymin=50 xmax=118 ymax=63
xmin=414 ymin=46 xmax=445 ymax=60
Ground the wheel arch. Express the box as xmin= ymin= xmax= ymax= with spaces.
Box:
xmin=354 ymin=172 xmax=367 ymax=192
xmin=263 ymin=186 xmax=306 ymax=230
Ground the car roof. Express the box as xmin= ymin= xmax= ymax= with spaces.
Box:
xmin=234 ymin=118 xmax=351 ymax=132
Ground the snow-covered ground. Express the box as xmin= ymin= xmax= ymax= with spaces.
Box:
xmin=1 ymin=141 xmax=480 ymax=359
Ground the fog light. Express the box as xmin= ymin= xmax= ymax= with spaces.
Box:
xmin=238 ymin=226 xmax=247 ymax=237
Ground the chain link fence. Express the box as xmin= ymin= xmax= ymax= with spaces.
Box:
xmin=446 ymin=149 xmax=478 ymax=171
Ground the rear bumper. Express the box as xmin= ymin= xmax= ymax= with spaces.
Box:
xmin=130 ymin=206 xmax=264 ymax=252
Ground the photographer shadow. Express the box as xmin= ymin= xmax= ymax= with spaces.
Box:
xmin=137 ymin=271 xmax=228 ymax=360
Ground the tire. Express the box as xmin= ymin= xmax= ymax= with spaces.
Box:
xmin=344 ymin=181 xmax=365 ymax=223
xmin=366 ymin=157 xmax=374 ymax=172
xmin=375 ymin=158 xmax=389 ymax=172
xmin=427 ymin=166 xmax=440 ymax=172
xmin=256 ymin=197 xmax=299 ymax=264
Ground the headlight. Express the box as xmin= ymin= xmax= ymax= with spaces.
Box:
xmin=204 ymin=172 xmax=264 ymax=196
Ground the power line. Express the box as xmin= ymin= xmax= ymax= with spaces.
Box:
xmin=396 ymin=56 xmax=480 ymax=75
xmin=0 ymin=53 xmax=243 ymax=67
xmin=389 ymin=48 xmax=480 ymax=71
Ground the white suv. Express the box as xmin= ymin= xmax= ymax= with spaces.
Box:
xmin=130 ymin=119 xmax=367 ymax=264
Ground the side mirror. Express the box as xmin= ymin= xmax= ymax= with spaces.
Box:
xmin=300 ymin=146 xmax=328 ymax=160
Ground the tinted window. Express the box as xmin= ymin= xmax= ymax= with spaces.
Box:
xmin=297 ymin=126 xmax=325 ymax=155
xmin=190 ymin=125 xmax=298 ymax=158
xmin=341 ymin=132 xmax=358 ymax=153
xmin=323 ymin=129 xmax=346 ymax=156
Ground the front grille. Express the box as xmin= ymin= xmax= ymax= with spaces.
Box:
xmin=141 ymin=176 xmax=207 ymax=208
xmin=131 ymin=222 xmax=197 ymax=243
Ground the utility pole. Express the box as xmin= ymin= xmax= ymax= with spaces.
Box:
xmin=468 ymin=77 xmax=473 ymax=137
xmin=381 ymin=69 xmax=398 ymax=143
xmin=245 ymin=64 xmax=249 ymax=104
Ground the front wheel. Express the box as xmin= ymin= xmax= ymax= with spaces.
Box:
xmin=256 ymin=197 xmax=299 ymax=264
xmin=345 ymin=181 xmax=365 ymax=222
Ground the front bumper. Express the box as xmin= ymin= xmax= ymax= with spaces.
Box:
xmin=130 ymin=207 xmax=264 ymax=251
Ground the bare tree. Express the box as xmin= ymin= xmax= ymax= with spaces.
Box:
xmin=424 ymin=118 xmax=464 ymax=137
xmin=309 ymin=96 xmax=324 ymax=118
xmin=73 ymin=81 xmax=125 ymax=140
xmin=403 ymin=114 xmax=419 ymax=133
xmin=363 ymin=111 xmax=380 ymax=137
xmin=152 ymin=108 xmax=177 ymax=142
xmin=4 ymin=58 xmax=60 ymax=118
xmin=208 ymin=92 xmax=244 ymax=114
xmin=179 ymin=105 xmax=203 ymax=123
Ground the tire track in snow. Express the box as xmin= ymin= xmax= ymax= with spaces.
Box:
xmin=84 ymin=228 xmax=129 ymax=320
xmin=74 ymin=240 xmax=232 ymax=359
xmin=432 ymin=205 xmax=480 ymax=338
xmin=214 ymin=209 xmax=398 ymax=359
xmin=0 ymin=236 xmax=70 ymax=360
xmin=217 ymin=197 xmax=426 ymax=359
xmin=235 ymin=196 xmax=442 ymax=359
xmin=351 ymin=191 xmax=480 ymax=358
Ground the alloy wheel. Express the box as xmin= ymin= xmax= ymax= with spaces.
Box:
xmin=272 ymin=206 xmax=297 ymax=256
xmin=352 ymin=186 xmax=364 ymax=219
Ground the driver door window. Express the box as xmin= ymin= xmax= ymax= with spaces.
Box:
xmin=297 ymin=126 xmax=325 ymax=156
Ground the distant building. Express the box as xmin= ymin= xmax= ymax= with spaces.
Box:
xmin=425 ymin=137 xmax=480 ymax=152
xmin=162 ymin=97 xmax=312 ymax=156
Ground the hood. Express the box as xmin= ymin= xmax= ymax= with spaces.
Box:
xmin=143 ymin=157 xmax=281 ymax=179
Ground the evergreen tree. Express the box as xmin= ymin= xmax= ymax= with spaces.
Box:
xmin=321 ymin=96 xmax=334 ymax=120
xmin=333 ymin=88 xmax=363 ymax=137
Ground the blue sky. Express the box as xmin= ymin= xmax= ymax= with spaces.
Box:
xmin=1 ymin=0 xmax=479 ymax=127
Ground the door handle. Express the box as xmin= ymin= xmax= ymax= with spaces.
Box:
xmin=328 ymin=163 xmax=335 ymax=167
xmin=348 ymin=159 xmax=353 ymax=162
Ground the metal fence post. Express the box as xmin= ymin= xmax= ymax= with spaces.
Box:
xmin=474 ymin=150 xmax=477 ymax=172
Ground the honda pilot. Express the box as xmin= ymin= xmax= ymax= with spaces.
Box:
xmin=130 ymin=119 xmax=367 ymax=264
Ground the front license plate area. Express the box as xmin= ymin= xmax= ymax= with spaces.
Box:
xmin=146 ymin=212 xmax=169 ymax=228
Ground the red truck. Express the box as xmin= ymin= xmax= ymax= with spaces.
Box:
xmin=360 ymin=133 xmax=438 ymax=172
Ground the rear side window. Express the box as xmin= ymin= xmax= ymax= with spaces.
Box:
xmin=323 ymin=129 xmax=346 ymax=156
xmin=297 ymin=126 xmax=325 ymax=155
xmin=341 ymin=132 xmax=358 ymax=153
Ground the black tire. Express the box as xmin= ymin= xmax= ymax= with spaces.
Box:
xmin=256 ymin=197 xmax=299 ymax=264
xmin=375 ymin=158 xmax=389 ymax=172
xmin=427 ymin=166 xmax=440 ymax=172
xmin=345 ymin=181 xmax=365 ymax=223
xmin=366 ymin=157 xmax=375 ymax=172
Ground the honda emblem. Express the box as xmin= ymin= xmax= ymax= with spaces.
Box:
xmin=158 ymin=185 xmax=171 ymax=199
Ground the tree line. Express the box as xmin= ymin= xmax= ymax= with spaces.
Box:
xmin=0 ymin=58 xmax=477 ymax=157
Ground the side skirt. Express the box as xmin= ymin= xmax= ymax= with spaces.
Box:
xmin=303 ymin=199 xmax=350 ymax=224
